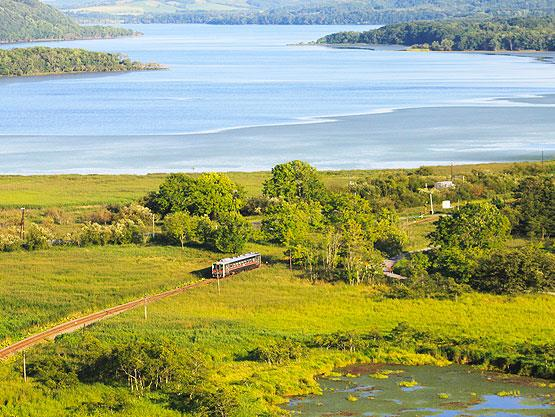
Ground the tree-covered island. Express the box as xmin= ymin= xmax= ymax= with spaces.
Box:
xmin=0 ymin=47 xmax=162 ymax=77
xmin=317 ymin=16 xmax=555 ymax=51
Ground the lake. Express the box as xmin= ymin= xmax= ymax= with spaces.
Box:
xmin=286 ymin=364 xmax=555 ymax=417
xmin=1 ymin=24 xmax=555 ymax=173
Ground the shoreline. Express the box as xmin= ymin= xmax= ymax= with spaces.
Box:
xmin=0 ymin=32 xmax=142 ymax=46
xmin=0 ymin=64 xmax=166 ymax=79
xmin=318 ymin=43 xmax=555 ymax=63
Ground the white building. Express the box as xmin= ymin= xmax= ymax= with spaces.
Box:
xmin=434 ymin=180 xmax=455 ymax=189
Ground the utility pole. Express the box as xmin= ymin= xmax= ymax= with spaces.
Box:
xmin=151 ymin=213 xmax=156 ymax=238
xmin=20 ymin=207 xmax=25 ymax=239
xmin=23 ymin=352 xmax=27 ymax=382
xmin=424 ymin=183 xmax=434 ymax=215
xmin=143 ymin=296 xmax=148 ymax=320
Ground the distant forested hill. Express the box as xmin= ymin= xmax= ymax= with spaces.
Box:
xmin=318 ymin=16 xmax=555 ymax=51
xmin=0 ymin=0 xmax=134 ymax=43
xmin=44 ymin=0 xmax=555 ymax=25
xmin=0 ymin=47 xmax=161 ymax=76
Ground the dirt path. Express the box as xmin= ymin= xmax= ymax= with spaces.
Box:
xmin=0 ymin=279 xmax=218 ymax=360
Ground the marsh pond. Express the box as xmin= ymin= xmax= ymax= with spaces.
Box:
xmin=285 ymin=365 xmax=555 ymax=417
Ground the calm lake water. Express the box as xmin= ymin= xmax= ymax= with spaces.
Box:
xmin=1 ymin=24 xmax=555 ymax=173
xmin=286 ymin=365 xmax=555 ymax=417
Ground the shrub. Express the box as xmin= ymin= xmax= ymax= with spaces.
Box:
xmin=472 ymin=246 xmax=555 ymax=294
xmin=0 ymin=229 xmax=23 ymax=252
xmin=111 ymin=219 xmax=145 ymax=244
xmin=44 ymin=207 xmax=72 ymax=225
xmin=248 ymin=339 xmax=305 ymax=365
xmin=116 ymin=203 xmax=153 ymax=225
xmin=25 ymin=223 xmax=52 ymax=250
xmin=79 ymin=222 xmax=112 ymax=246
xmin=86 ymin=207 xmax=114 ymax=224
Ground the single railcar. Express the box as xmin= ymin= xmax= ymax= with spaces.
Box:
xmin=212 ymin=252 xmax=261 ymax=278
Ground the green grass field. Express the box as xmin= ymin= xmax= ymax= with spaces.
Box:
xmin=2 ymin=258 xmax=554 ymax=416
xmin=0 ymin=245 xmax=214 ymax=345
xmin=1 ymin=161 xmax=544 ymax=208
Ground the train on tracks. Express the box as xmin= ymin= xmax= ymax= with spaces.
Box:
xmin=212 ymin=252 xmax=261 ymax=278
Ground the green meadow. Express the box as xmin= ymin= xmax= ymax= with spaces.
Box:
xmin=0 ymin=161 xmax=542 ymax=207
xmin=2 ymin=258 xmax=554 ymax=416
xmin=0 ymin=161 xmax=553 ymax=416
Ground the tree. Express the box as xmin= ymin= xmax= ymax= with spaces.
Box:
xmin=163 ymin=212 xmax=197 ymax=248
xmin=429 ymin=202 xmax=510 ymax=250
xmin=472 ymin=245 xmax=555 ymax=294
xmin=263 ymin=160 xmax=325 ymax=202
xmin=147 ymin=173 xmax=244 ymax=219
xmin=210 ymin=213 xmax=250 ymax=253
xmin=262 ymin=200 xmax=323 ymax=245
xmin=514 ymin=176 xmax=555 ymax=239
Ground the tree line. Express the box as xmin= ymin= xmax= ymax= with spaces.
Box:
xmin=318 ymin=16 xmax=555 ymax=51
xmin=0 ymin=0 xmax=134 ymax=43
xmin=63 ymin=0 xmax=555 ymax=25
xmin=0 ymin=160 xmax=552 ymax=295
xmin=0 ymin=47 xmax=161 ymax=76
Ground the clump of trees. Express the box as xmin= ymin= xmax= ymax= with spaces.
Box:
xmin=147 ymin=173 xmax=251 ymax=253
xmin=0 ymin=47 xmax=160 ymax=77
xmin=318 ymin=16 xmax=555 ymax=51
xmin=394 ymin=200 xmax=555 ymax=296
xmin=26 ymin=336 xmax=242 ymax=416
xmin=78 ymin=204 xmax=152 ymax=246
xmin=248 ymin=339 xmax=306 ymax=365
xmin=261 ymin=161 xmax=406 ymax=284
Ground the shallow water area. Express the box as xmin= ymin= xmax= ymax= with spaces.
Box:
xmin=285 ymin=365 xmax=555 ymax=417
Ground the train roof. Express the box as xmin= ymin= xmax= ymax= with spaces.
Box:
xmin=213 ymin=252 xmax=260 ymax=265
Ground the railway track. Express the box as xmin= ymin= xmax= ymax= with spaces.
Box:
xmin=0 ymin=279 xmax=217 ymax=360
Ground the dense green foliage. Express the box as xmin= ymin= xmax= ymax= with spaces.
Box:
xmin=146 ymin=173 xmax=244 ymax=219
xmin=0 ymin=47 xmax=159 ymax=76
xmin=262 ymin=160 xmax=325 ymax=202
xmin=429 ymin=202 xmax=510 ymax=250
xmin=318 ymin=16 xmax=555 ymax=51
xmin=0 ymin=0 xmax=134 ymax=43
xmin=52 ymin=0 xmax=555 ymax=25
xmin=513 ymin=176 xmax=555 ymax=239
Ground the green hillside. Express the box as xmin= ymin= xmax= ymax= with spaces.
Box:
xmin=0 ymin=0 xmax=133 ymax=43
xmin=44 ymin=0 xmax=555 ymax=24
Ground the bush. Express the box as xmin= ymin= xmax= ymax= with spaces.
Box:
xmin=310 ymin=331 xmax=379 ymax=352
xmin=111 ymin=219 xmax=145 ymax=244
xmin=0 ymin=229 xmax=23 ymax=252
xmin=472 ymin=246 xmax=555 ymax=294
xmin=44 ymin=207 xmax=72 ymax=225
xmin=79 ymin=222 xmax=112 ymax=246
xmin=24 ymin=223 xmax=52 ymax=250
xmin=248 ymin=339 xmax=305 ymax=365
xmin=116 ymin=203 xmax=153 ymax=225
xmin=86 ymin=207 xmax=114 ymax=224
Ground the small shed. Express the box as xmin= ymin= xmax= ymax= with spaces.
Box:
xmin=434 ymin=180 xmax=455 ymax=189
